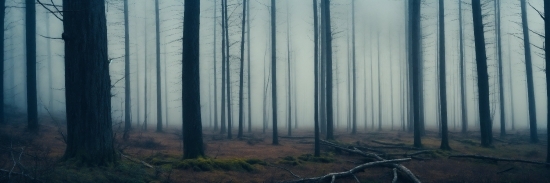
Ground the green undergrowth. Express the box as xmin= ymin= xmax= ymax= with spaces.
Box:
xmin=278 ymin=153 xmax=335 ymax=166
xmin=147 ymin=152 xmax=266 ymax=172
xmin=44 ymin=160 xmax=154 ymax=183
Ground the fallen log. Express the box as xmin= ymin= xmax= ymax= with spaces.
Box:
xmin=119 ymin=152 xmax=154 ymax=168
xmin=448 ymin=154 xmax=550 ymax=166
xmin=279 ymin=158 xmax=411 ymax=183
xmin=321 ymin=140 xmax=421 ymax=183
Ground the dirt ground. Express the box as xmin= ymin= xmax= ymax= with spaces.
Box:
xmin=1 ymin=120 xmax=549 ymax=183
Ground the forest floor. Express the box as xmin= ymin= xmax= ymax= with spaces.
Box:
xmin=1 ymin=119 xmax=549 ymax=183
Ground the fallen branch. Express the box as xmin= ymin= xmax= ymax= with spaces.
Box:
xmin=266 ymin=164 xmax=301 ymax=178
xmin=280 ymin=158 xmax=411 ymax=183
xmin=448 ymin=155 xmax=550 ymax=166
xmin=119 ymin=152 xmax=154 ymax=168
xmin=321 ymin=140 xmax=421 ymax=183
xmin=392 ymin=168 xmax=398 ymax=183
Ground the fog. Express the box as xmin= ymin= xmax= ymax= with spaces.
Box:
xmin=3 ymin=0 xmax=547 ymax=132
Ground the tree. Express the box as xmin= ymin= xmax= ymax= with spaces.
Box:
xmin=0 ymin=0 xmax=4 ymax=124
xmin=410 ymin=0 xmax=422 ymax=148
xmin=438 ymin=0 xmax=450 ymax=150
xmin=458 ymin=0 xmax=467 ymax=134
xmin=323 ymin=0 xmax=334 ymax=140
xmin=26 ymin=0 xmax=37 ymax=132
xmin=182 ymin=0 xmax=204 ymax=159
xmin=351 ymin=0 xmax=357 ymax=134
xmin=377 ymin=32 xmax=382 ymax=131
xmin=313 ymin=0 xmax=320 ymax=157
xmin=520 ymin=0 xmax=538 ymax=143
xmin=472 ymin=0 xmax=492 ymax=147
xmin=220 ymin=0 xmax=227 ymax=134
xmin=271 ymin=0 xmax=278 ymax=145
xmin=123 ymin=0 xmax=131 ymax=140
xmin=238 ymin=0 xmax=247 ymax=139
xmin=213 ymin=0 xmax=218 ymax=131
xmin=495 ymin=0 xmax=505 ymax=138
xmin=155 ymin=0 xmax=163 ymax=132
xmin=224 ymin=0 xmax=232 ymax=139
xmin=62 ymin=0 xmax=116 ymax=165
xmin=247 ymin=0 xmax=252 ymax=133
xmin=286 ymin=2 xmax=292 ymax=136
xmin=545 ymin=0 xmax=549 ymax=166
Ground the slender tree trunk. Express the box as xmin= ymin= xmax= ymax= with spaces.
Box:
xmin=220 ymin=0 xmax=227 ymax=134
xmin=472 ymin=0 xmax=492 ymax=147
xmin=182 ymin=0 xmax=204 ymax=159
xmin=351 ymin=0 xmax=357 ymax=134
xmin=164 ymin=39 xmax=169 ymax=127
xmin=213 ymin=0 xmax=218 ymax=131
xmin=271 ymin=0 xmax=278 ymax=145
xmin=390 ymin=36 xmax=394 ymax=130
xmin=411 ymin=0 xmax=422 ymax=147
xmin=238 ymin=0 xmax=247 ymax=139
xmin=495 ymin=0 xmax=505 ymax=137
xmin=377 ymin=33 xmax=382 ymax=131
xmin=225 ymin=0 xmax=232 ymax=139
xmin=438 ymin=0 xmax=450 ymax=150
xmin=63 ymin=0 xmax=116 ymax=165
xmin=26 ymin=0 xmax=37 ymax=132
xmin=155 ymin=0 xmax=163 ymax=132
xmin=313 ymin=0 xmax=320 ymax=156
xmin=520 ymin=0 xmax=538 ymax=143
xmin=508 ymin=36 xmax=514 ymax=131
xmin=247 ymin=0 xmax=252 ymax=133
xmin=370 ymin=31 xmax=374 ymax=130
xmin=144 ymin=8 xmax=149 ymax=131
xmin=459 ymin=0 xmax=467 ymax=134
xmin=123 ymin=0 xmax=131 ymax=139
xmin=545 ymin=0 xmax=549 ymax=166
xmin=287 ymin=4 xmax=292 ymax=136
xmin=319 ymin=0 xmax=327 ymax=135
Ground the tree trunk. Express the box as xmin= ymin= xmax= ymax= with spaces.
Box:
xmin=271 ymin=0 xmax=278 ymax=145
xmin=26 ymin=0 xmax=37 ymax=132
xmin=143 ymin=9 xmax=149 ymax=131
xmin=238 ymin=0 xmax=247 ymax=139
xmin=495 ymin=0 xmax=505 ymax=137
xmin=220 ymin=0 xmax=227 ymax=134
xmin=213 ymin=0 xmax=218 ymax=131
xmin=520 ymin=0 xmax=538 ymax=143
xmin=62 ymin=0 xmax=116 ymax=165
xmin=225 ymin=0 xmax=232 ymax=139
xmin=351 ymin=0 xmax=357 ymax=134
xmin=155 ymin=0 xmax=163 ymax=132
xmin=182 ymin=0 xmax=204 ymax=159
xmin=438 ymin=0 xmax=450 ymax=150
xmin=319 ymin=0 xmax=327 ymax=135
xmin=247 ymin=0 xmax=251 ymax=133
xmin=313 ymin=0 xmax=320 ymax=157
xmin=0 ymin=0 xmax=4 ymax=124
xmin=472 ymin=0 xmax=492 ymax=147
xmin=323 ymin=0 xmax=334 ymax=140
xmin=377 ymin=32 xmax=382 ymax=131
xmin=459 ymin=0 xmax=467 ymax=134
xmin=411 ymin=0 xmax=422 ymax=148
xmin=286 ymin=3 xmax=292 ymax=136
xmin=123 ymin=0 xmax=131 ymax=140
xmin=544 ymin=0 xmax=549 ymax=166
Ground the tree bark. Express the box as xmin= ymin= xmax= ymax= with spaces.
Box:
xmin=213 ymin=0 xmax=218 ymax=131
xmin=495 ymin=0 xmax=505 ymax=138
xmin=520 ymin=0 xmax=538 ymax=143
xmin=472 ymin=0 xmax=492 ymax=147
xmin=411 ymin=0 xmax=422 ymax=148
xmin=123 ymin=0 xmax=131 ymax=140
xmin=155 ymin=0 xmax=163 ymax=132
xmin=545 ymin=0 xmax=549 ymax=166
xmin=238 ymin=0 xmax=247 ymax=139
xmin=220 ymin=0 xmax=227 ymax=134
xmin=323 ymin=0 xmax=334 ymax=140
xmin=26 ymin=0 xmax=37 ymax=132
xmin=313 ymin=0 xmax=320 ymax=157
xmin=181 ymin=0 xmax=204 ymax=159
xmin=438 ymin=0 xmax=450 ymax=150
xmin=459 ymin=0 xmax=467 ymax=134
xmin=225 ymin=0 xmax=232 ymax=139
xmin=271 ymin=0 xmax=278 ymax=145
xmin=62 ymin=0 xmax=116 ymax=165
xmin=0 ymin=0 xmax=4 ymax=124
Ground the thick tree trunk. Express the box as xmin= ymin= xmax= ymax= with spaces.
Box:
xmin=472 ymin=0 xmax=492 ymax=147
xmin=123 ymin=0 xmax=131 ymax=140
xmin=26 ymin=0 xmax=37 ymax=132
xmin=271 ymin=0 xmax=278 ymax=145
xmin=313 ymin=0 xmax=320 ymax=157
xmin=520 ymin=0 xmax=538 ymax=143
xmin=238 ymin=0 xmax=247 ymax=139
xmin=411 ymin=0 xmax=422 ymax=148
xmin=438 ymin=0 xmax=450 ymax=150
xmin=323 ymin=0 xmax=334 ymax=140
xmin=181 ymin=0 xmax=204 ymax=159
xmin=0 ymin=0 xmax=4 ymax=124
xmin=62 ymin=0 xmax=116 ymax=165
xmin=155 ymin=0 xmax=163 ymax=132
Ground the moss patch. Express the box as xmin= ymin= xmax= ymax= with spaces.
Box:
xmin=174 ymin=157 xmax=264 ymax=172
